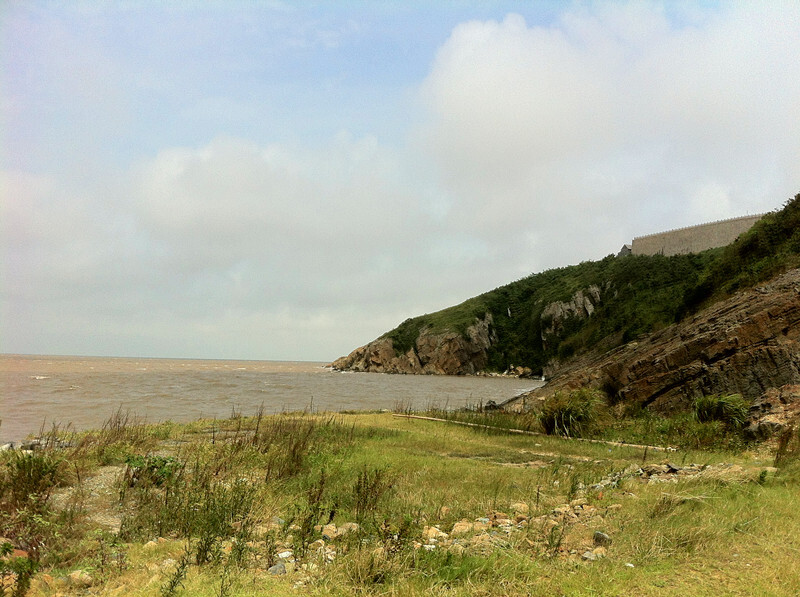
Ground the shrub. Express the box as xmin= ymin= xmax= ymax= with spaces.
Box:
xmin=538 ymin=389 xmax=603 ymax=437
xmin=123 ymin=454 xmax=180 ymax=487
xmin=693 ymin=394 xmax=748 ymax=429
xmin=352 ymin=466 xmax=394 ymax=526
xmin=1 ymin=451 xmax=62 ymax=512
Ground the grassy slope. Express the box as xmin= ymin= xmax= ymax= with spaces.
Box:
xmin=4 ymin=411 xmax=800 ymax=596
xmin=381 ymin=193 xmax=800 ymax=374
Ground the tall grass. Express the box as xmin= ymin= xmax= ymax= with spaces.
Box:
xmin=537 ymin=389 xmax=604 ymax=437
xmin=693 ymin=394 xmax=749 ymax=429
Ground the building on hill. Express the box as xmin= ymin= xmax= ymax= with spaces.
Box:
xmin=630 ymin=214 xmax=764 ymax=257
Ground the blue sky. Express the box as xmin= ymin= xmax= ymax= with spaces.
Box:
xmin=2 ymin=1 xmax=799 ymax=361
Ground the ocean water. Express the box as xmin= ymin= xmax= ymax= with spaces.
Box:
xmin=0 ymin=355 xmax=543 ymax=444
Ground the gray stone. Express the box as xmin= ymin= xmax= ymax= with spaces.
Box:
xmin=268 ymin=561 xmax=286 ymax=576
xmin=593 ymin=531 xmax=612 ymax=546
xmin=582 ymin=550 xmax=598 ymax=561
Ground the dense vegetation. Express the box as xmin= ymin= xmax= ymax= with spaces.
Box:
xmin=382 ymin=193 xmax=800 ymax=374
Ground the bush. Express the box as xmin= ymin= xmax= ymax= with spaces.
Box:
xmin=538 ymin=389 xmax=603 ymax=437
xmin=1 ymin=451 xmax=62 ymax=513
xmin=693 ymin=394 xmax=748 ymax=429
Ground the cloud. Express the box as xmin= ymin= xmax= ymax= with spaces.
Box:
xmin=3 ymin=1 xmax=800 ymax=361
xmin=419 ymin=3 xmax=800 ymax=262
xmin=2 ymin=134 xmax=470 ymax=360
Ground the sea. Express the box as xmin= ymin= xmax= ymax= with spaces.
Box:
xmin=0 ymin=354 xmax=543 ymax=445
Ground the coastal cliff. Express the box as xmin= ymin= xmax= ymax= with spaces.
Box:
xmin=331 ymin=314 xmax=496 ymax=375
xmin=333 ymin=193 xmax=799 ymax=384
xmin=504 ymin=267 xmax=800 ymax=412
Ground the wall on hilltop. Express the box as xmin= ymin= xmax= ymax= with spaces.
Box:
xmin=632 ymin=214 xmax=763 ymax=257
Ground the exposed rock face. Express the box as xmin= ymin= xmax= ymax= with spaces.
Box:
xmin=540 ymin=285 xmax=602 ymax=346
xmin=331 ymin=314 xmax=497 ymax=375
xmin=506 ymin=268 xmax=800 ymax=412
xmin=746 ymin=384 xmax=800 ymax=440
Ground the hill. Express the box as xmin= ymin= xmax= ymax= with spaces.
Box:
xmin=333 ymin=193 xmax=800 ymax=379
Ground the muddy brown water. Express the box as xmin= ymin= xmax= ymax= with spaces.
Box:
xmin=0 ymin=355 xmax=543 ymax=444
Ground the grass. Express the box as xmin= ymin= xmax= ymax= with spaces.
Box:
xmin=1 ymin=409 xmax=799 ymax=596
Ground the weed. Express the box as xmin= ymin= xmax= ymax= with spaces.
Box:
xmin=0 ymin=541 xmax=37 ymax=597
xmin=288 ymin=470 xmax=332 ymax=559
xmin=538 ymin=389 xmax=603 ymax=437
xmin=352 ymin=466 xmax=394 ymax=526
xmin=693 ymin=394 xmax=749 ymax=429
xmin=123 ymin=454 xmax=180 ymax=488
xmin=544 ymin=521 xmax=567 ymax=557
xmin=160 ymin=550 xmax=190 ymax=597
xmin=1 ymin=451 xmax=62 ymax=512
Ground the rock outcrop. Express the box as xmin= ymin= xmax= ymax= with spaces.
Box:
xmin=540 ymin=285 xmax=603 ymax=347
xmin=745 ymin=384 xmax=800 ymax=440
xmin=331 ymin=314 xmax=497 ymax=375
xmin=506 ymin=268 xmax=800 ymax=413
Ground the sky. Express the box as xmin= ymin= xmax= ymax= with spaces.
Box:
xmin=2 ymin=1 xmax=799 ymax=362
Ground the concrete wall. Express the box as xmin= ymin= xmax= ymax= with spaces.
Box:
xmin=631 ymin=214 xmax=763 ymax=257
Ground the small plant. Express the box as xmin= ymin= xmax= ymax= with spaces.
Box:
xmin=288 ymin=469 xmax=334 ymax=558
xmin=538 ymin=389 xmax=602 ymax=437
xmin=160 ymin=550 xmax=190 ymax=597
xmin=124 ymin=454 xmax=180 ymax=487
xmin=693 ymin=394 xmax=749 ymax=429
xmin=353 ymin=466 xmax=394 ymax=526
xmin=1 ymin=451 xmax=62 ymax=512
xmin=0 ymin=541 xmax=37 ymax=597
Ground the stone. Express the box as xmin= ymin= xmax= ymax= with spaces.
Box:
xmin=448 ymin=543 xmax=466 ymax=556
xmin=642 ymin=464 xmax=669 ymax=476
xmin=473 ymin=518 xmax=491 ymax=531
xmin=267 ymin=562 xmax=286 ymax=576
xmin=422 ymin=526 xmax=448 ymax=541
xmin=593 ymin=531 xmax=612 ymax=546
xmin=450 ymin=521 xmax=474 ymax=535
xmin=746 ymin=385 xmax=800 ymax=439
xmin=592 ymin=547 xmax=607 ymax=558
xmin=336 ymin=522 xmax=360 ymax=537
xmin=67 ymin=570 xmax=93 ymax=588
xmin=309 ymin=539 xmax=325 ymax=551
xmin=160 ymin=559 xmax=177 ymax=571
xmin=510 ymin=502 xmax=529 ymax=515
xmin=321 ymin=524 xmax=337 ymax=541
xmin=582 ymin=550 xmax=598 ymax=561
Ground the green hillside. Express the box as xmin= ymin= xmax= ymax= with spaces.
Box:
xmin=382 ymin=193 xmax=800 ymax=374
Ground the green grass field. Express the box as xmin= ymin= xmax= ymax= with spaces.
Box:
xmin=2 ymin=409 xmax=799 ymax=596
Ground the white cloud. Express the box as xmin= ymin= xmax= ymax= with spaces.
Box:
xmin=419 ymin=3 xmax=800 ymax=266
xmin=3 ymin=2 xmax=800 ymax=361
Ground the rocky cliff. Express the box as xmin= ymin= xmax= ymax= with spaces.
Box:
xmin=331 ymin=314 xmax=497 ymax=375
xmin=505 ymin=267 xmax=800 ymax=413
